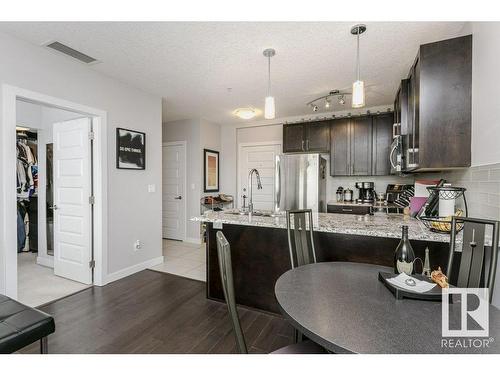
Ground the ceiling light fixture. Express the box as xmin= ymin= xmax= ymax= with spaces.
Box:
xmin=351 ymin=24 xmax=366 ymax=108
xmin=325 ymin=98 xmax=331 ymax=109
xmin=306 ymin=90 xmax=351 ymax=112
xmin=233 ymin=107 xmax=258 ymax=120
xmin=263 ymin=48 xmax=276 ymax=119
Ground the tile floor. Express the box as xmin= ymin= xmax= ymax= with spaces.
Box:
xmin=17 ymin=252 xmax=90 ymax=307
xmin=148 ymin=239 xmax=206 ymax=282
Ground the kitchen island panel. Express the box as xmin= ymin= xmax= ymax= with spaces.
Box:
xmin=206 ymin=222 xmax=453 ymax=313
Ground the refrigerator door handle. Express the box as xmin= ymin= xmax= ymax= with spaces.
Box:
xmin=275 ymin=155 xmax=281 ymax=213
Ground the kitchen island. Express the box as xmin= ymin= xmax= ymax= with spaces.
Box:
xmin=192 ymin=211 xmax=456 ymax=313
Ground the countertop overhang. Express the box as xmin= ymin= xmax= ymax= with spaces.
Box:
xmin=191 ymin=211 xmax=453 ymax=243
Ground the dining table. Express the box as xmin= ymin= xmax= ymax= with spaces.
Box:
xmin=274 ymin=262 xmax=500 ymax=354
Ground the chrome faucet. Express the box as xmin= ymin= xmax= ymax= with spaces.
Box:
xmin=247 ymin=168 xmax=262 ymax=214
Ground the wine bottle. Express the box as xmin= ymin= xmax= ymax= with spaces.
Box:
xmin=423 ymin=247 xmax=431 ymax=277
xmin=393 ymin=225 xmax=416 ymax=274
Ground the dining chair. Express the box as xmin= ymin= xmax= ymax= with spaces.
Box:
xmin=286 ymin=209 xmax=317 ymax=269
xmin=448 ymin=216 xmax=500 ymax=302
xmin=216 ymin=231 xmax=327 ymax=354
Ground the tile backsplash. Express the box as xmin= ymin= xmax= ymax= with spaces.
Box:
xmin=443 ymin=163 xmax=500 ymax=220
xmin=325 ymin=155 xmax=500 ymax=220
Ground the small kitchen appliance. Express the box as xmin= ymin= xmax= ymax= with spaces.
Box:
xmin=355 ymin=182 xmax=375 ymax=204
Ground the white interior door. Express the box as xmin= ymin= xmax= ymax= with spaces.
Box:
xmin=162 ymin=143 xmax=186 ymax=240
xmin=53 ymin=118 xmax=92 ymax=284
xmin=238 ymin=143 xmax=281 ymax=211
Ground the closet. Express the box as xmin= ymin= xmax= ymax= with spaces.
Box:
xmin=17 ymin=129 xmax=38 ymax=253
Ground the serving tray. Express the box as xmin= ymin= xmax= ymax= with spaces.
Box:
xmin=378 ymin=272 xmax=447 ymax=301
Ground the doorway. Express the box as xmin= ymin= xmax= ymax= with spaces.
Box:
xmin=237 ymin=142 xmax=282 ymax=210
xmin=162 ymin=141 xmax=187 ymax=241
xmin=15 ymin=101 xmax=94 ymax=306
xmin=1 ymin=84 xmax=108 ymax=303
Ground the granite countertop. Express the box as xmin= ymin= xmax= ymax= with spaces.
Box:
xmin=191 ymin=210 xmax=454 ymax=243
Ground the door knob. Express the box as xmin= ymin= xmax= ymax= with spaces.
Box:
xmin=174 ymin=196 xmax=182 ymax=200
xmin=50 ymin=205 xmax=58 ymax=210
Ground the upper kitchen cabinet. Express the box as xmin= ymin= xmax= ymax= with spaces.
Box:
xmin=350 ymin=116 xmax=372 ymax=176
xmin=402 ymin=34 xmax=472 ymax=172
xmin=330 ymin=118 xmax=350 ymax=176
xmin=283 ymin=123 xmax=305 ymax=152
xmin=329 ymin=113 xmax=394 ymax=177
xmin=372 ymin=113 xmax=394 ymax=176
xmin=283 ymin=121 xmax=330 ymax=153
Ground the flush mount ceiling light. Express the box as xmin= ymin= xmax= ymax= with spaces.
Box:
xmin=306 ymin=90 xmax=352 ymax=112
xmin=263 ymin=48 xmax=276 ymax=120
xmin=351 ymin=24 xmax=367 ymax=108
xmin=233 ymin=107 xmax=258 ymax=120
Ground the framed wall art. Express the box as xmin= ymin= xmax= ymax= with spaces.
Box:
xmin=203 ymin=149 xmax=219 ymax=192
xmin=116 ymin=128 xmax=146 ymax=170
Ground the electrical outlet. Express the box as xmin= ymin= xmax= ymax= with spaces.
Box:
xmin=134 ymin=240 xmax=142 ymax=250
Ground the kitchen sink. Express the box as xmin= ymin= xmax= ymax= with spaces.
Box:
xmin=224 ymin=209 xmax=283 ymax=218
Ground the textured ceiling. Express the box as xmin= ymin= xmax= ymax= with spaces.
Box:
xmin=0 ymin=22 xmax=466 ymax=124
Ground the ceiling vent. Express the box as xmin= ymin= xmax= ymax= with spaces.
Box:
xmin=45 ymin=41 xmax=98 ymax=64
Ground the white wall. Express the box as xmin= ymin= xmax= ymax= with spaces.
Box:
xmin=162 ymin=118 xmax=222 ymax=242
xmin=0 ymin=31 xmax=162 ymax=293
xmin=162 ymin=119 xmax=202 ymax=241
xmin=469 ymin=22 xmax=500 ymax=167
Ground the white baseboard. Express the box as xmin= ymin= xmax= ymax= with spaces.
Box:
xmin=36 ymin=256 xmax=54 ymax=268
xmin=104 ymin=256 xmax=164 ymax=284
xmin=184 ymin=237 xmax=202 ymax=245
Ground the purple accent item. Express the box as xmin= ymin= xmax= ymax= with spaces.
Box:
xmin=410 ymin=197 xmax=427 ymax=215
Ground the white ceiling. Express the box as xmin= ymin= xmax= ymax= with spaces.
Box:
xmin=0 ymin=22 xmax=466 ymax=124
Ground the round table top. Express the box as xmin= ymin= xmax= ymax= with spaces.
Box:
xmin=274 ymin=262 xmax=500 ymax=354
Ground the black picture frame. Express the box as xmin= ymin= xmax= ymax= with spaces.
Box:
xmin=203 ymin=149 xmax=220 ymax=192
xmin=116 ymin=127 xmax=146 ymax=170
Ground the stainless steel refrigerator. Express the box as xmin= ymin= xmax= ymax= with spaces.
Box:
xmin=274 ymin=154 xmax=327 ymax=213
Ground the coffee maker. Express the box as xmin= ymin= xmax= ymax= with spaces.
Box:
xmin=355 ymin=182 xmax=375 ymax=204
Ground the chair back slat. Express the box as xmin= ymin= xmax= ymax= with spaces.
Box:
xmin=286 ymin=209 xmax=317 ymax=269
xmin=449 ymin=217 xmax=500 ymax=302
xmin=216 ymin=231 xmax=248 ymax=354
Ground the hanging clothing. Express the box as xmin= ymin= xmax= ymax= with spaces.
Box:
xmin=17 ymin=203 xmax=27 ymax=252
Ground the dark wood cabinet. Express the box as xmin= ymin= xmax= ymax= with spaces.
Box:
xmin=399 ymin=35 xmax=471 ymax=172
xmin=329 ymin=118 xmax=350 ymax=176
xmin=305 ymin=121 xmax=330 ymax=152
xmin=329 ymin=113 xmax=393 ymax=177
xmin=372 ymin=113 xmax=394 ymax=176
xmin=283 ymin=123 xmax=305 ymax=152
xmin=283 ymin=121 xmax=330 ymax=153
xmin=350 ymin=116 xmax=372 ymax=176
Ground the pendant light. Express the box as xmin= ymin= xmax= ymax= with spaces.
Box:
xmin=351 ymin=24 xmax=366 ymax=108
xmin=263 ymin=48 xmax=276 ymax=119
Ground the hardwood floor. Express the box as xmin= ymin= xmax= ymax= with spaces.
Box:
xmin=20 ymin=270 xmax=294 ymax=354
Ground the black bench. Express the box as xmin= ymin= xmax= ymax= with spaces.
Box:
xmin=0 ymin=294 xmax=55 ymax=354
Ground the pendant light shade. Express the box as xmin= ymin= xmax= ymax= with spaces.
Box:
xmin=265 ymin=96 xmax=275 ymax=119
xmin=352 ymin=80 xmax=365 ymax=108
xmin=351 ymin=24 xmax=366 ymax=109
xmin=263 ymin=48 xmax=276 ymax=120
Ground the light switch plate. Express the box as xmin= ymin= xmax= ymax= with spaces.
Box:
xmin=213 ymin=221 xmax=223 ymax=229
xmin=148 ymin=184 xmax=156 ymax=193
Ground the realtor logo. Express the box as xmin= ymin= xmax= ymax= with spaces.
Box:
xmin=442 ymin=288 xmax=489 ymax=337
